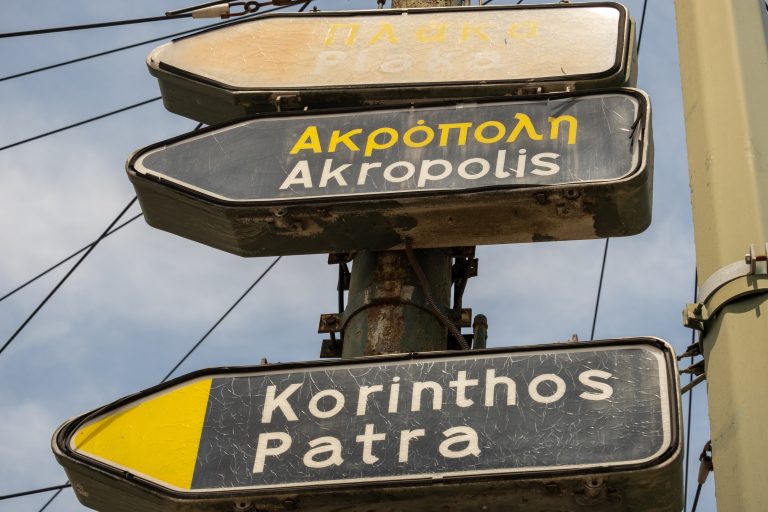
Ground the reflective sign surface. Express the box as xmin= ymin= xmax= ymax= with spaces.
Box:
xmin=132 ymin=91 xmax=648 ymax=203
xmin=150 ymin=4 xmax=628 ymax=89
xmin=57 ymin=339 xmax=677 ymax=494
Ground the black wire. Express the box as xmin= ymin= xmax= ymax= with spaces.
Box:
xmin=36 ymin=486 xmax=65 ymax=512
xmin=589 ymin=0 xmax=650 ymax=341
xmin=0 ymin=213 xmax=143 ymax=304
xmin=690 ymin=482 xmax=704 ymax=512
xmin=0 ymin=2 xmax=313 ymax=152
xmin=0 ymin=2 xmax=313 ymax=83
xmin=590 ymin=238 xmax=609 ymax=340
xmin=636 ymin=0 xmax=649 ymax=52
xmin=160 ymin=256 xmax=282 ymax=382
xmin=0 ymin=14 xmax=193 ymax=39
xmin=0 ymin=197 xmax=138 ymax=357
xmin=683 ymin=270 xmax=699 ymax=510
xmin=16 ymin=258 xmax=281 ymax=509
xmin=0 ymin=97 xmax=161 ymax=152
xmin=0 ymin=484 xmax=71 ymax=501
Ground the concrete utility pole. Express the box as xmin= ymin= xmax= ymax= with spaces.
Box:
xmin=676 ymin=0 xmax=768 ymax=510
xmin=342 ymin=0 xmax=467 ymax=358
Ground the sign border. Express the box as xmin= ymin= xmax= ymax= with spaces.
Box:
xmin=128 ymin=88 xmax=651 ymax=207
xmin=150 ymin=2 xmax=631 ymax=93
xmin=55 ymin=337 xmax=680 ymax=498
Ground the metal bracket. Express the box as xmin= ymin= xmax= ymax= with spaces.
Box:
xmin=273 ymin=94 xmax=302 ymax=112
xmin=683 ymin=243 xmax=768 ymax=331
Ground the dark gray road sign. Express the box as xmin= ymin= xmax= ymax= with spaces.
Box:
xmin=54 ymin=338 xmax=682 ymax=512
xmin=127 ymin=89 xmax=653 ymax=257
xmin=147 ymin=3 xmax=636 ymax=123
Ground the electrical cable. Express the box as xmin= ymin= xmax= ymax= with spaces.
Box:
xmin=690 ymin=483 xmax=704 ymax=512
xmin=404 ymin=238 xmax=470 ymax=350
xmin=0 ymin=1 xmax=313 ymax=83
xmin=160 ymin=256 xmax=282 ymax=382
xmin=589 ymin=238 xmax=609 ymax=340
xmin=0 ymin=97 xmax=161 ymax=152
xmin=0 ymin=14 xmax=193 ymax=39
xmin=0 ymin=2 xmax=313 ymax=153
xmin=17 ymin=257 xmax=281 ymax=510
xmin=636 ymin=0 xmax=649 ymax=52
xmin=36 ymin=487 xmax=64 ymax=512
xmin=683 ymin=270 xmax=698 ymax=511
xmin=0 ymin=484 xmax=71 ymax=501
xmin=1 ymin=124 xmax=203 ymax=302
xmin=589 ymin=0 xmax=649 ymax=340
xmin=0 ymin=197 xmax=138 ymax=357
xmin=0 ymin=213 xmax=143 ymax=304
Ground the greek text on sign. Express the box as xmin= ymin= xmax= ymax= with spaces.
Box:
xmin=59 ymin=340 xmax=676 ymax=492
xmin=132 ymin=91 xmax=648 ymax=203
xmin=148 ymin=4 xmax=630 ymax=89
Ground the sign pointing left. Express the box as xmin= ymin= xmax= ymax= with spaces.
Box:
xmin=54 ymin=340 xmax=683 ymax=512
xmin=70 ymin=378 xmax=212 ymax=491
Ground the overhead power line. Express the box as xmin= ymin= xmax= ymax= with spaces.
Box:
xmin=0 ymin=97 xmax=161 ymax=152
xmin=0 ymin=13 xmax=194 ymax=39
xmin=0 ymin=2 xmax=313 ymax=153
xmin=3 ymin=256 xmax=282 ymax=506
xmin=0 ymin=197 xmax=138 ymax=357
xmin=0 ymin=1 xmax=312 ymax=83
xmin=161 ymin=256 xmax=282 ymax=382
xmin=0 ymin=213 xmax=143 ymax=304
xmin=0 ymin=484 xmax=71 ymax=501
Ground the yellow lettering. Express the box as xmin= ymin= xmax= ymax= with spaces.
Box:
xmin=324 ymin=23 xmax=360 ymax=46
xmin=438 ymin=122 xmax=473 ymax=146
xmin=474 ymin=121 xmax=506 ymax=144
xmin=507 ymin=21 xmax=538 ymax=39
xmin=290 ymin=126 xmax=323 ymax=155
xmin=364 ymin=128 xmax=399 ymax=156
xmin=328 ymin=129 xmax=362 ymax=152
xmin=416 ymin=23 xmax=446 ymax=43
xmin=369 ymin=23 xmax=400 ymax=45
xmin=548 ymin=115 xmax=578 ymax=145
xmin=506 ymin=114 xmax=544 ymax=143
xmin=403 ymin=121 xmax=435 ymax=148
xmin=460 ymin=23 xmax=490 ymax=42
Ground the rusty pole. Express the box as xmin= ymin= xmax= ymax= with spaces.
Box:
xmin=341 ymin=0 xmax=465 ymax=358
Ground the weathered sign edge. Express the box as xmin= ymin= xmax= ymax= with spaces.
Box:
xmin=127 ymin=88 xmax=651 ymax=206
xmin=53 ymin=337 xmax=680 ymax=497
xmin=147 ymin=2 xmax=631 ymax=94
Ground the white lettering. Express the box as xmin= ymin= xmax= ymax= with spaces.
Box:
xmin=308 ymin=389 xmax=345 ymax=419
xmin=356 ymin=423 xmax=387 ymax=464
xmin=252 ymin=432 xmax=292 ymax=473
xmin=449 ymin=370 xmax=478 ymax=407
xmin=398 ymin=428 xmax=425 ymax=463
xmin=438 ymin=426 xmax=481 ymax=458
xmin=261 ymin=383 xmax=302 ymax=423
xmin=279 ymin=161 xmax=313 ymax=190
xmin=579 ymin=370 xmax=614 ymax=401
xmin=303 ymin=436 xmax=344 ymax=469
xmin=528 ymin=374 xmax=566 ymax=404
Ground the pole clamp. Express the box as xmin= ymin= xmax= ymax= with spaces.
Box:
xmin=684 ymin=243 xmax=768 ymax=331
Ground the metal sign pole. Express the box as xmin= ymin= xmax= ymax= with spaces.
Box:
xmin=676 ymin=0 xmax=768 ymax=510
xmin=342 ymin=0 xmax=464 ymax=358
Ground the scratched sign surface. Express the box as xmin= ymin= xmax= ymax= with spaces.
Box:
xmin=62 ymin=340 xmax=676 ymax=493
xmin=148 ymin=4 xmax=628 ymax=88
xmin=130 ymin=90 xmax=648 ymax=203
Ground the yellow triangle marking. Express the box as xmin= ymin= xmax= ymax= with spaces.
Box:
xmin=72 ymin=378 xmax=212 ymax=490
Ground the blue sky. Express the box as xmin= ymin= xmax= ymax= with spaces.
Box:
xmin=0 ymin=1 xmax=715 ymax=510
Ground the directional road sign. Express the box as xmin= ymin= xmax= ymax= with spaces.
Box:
xmin=127 ymin=89 xmax=652 ymax=256
xmin=147 ymin=3 xmax=637 ymax=123
xmin=54 ymin=338 xmax=682 ymax=512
